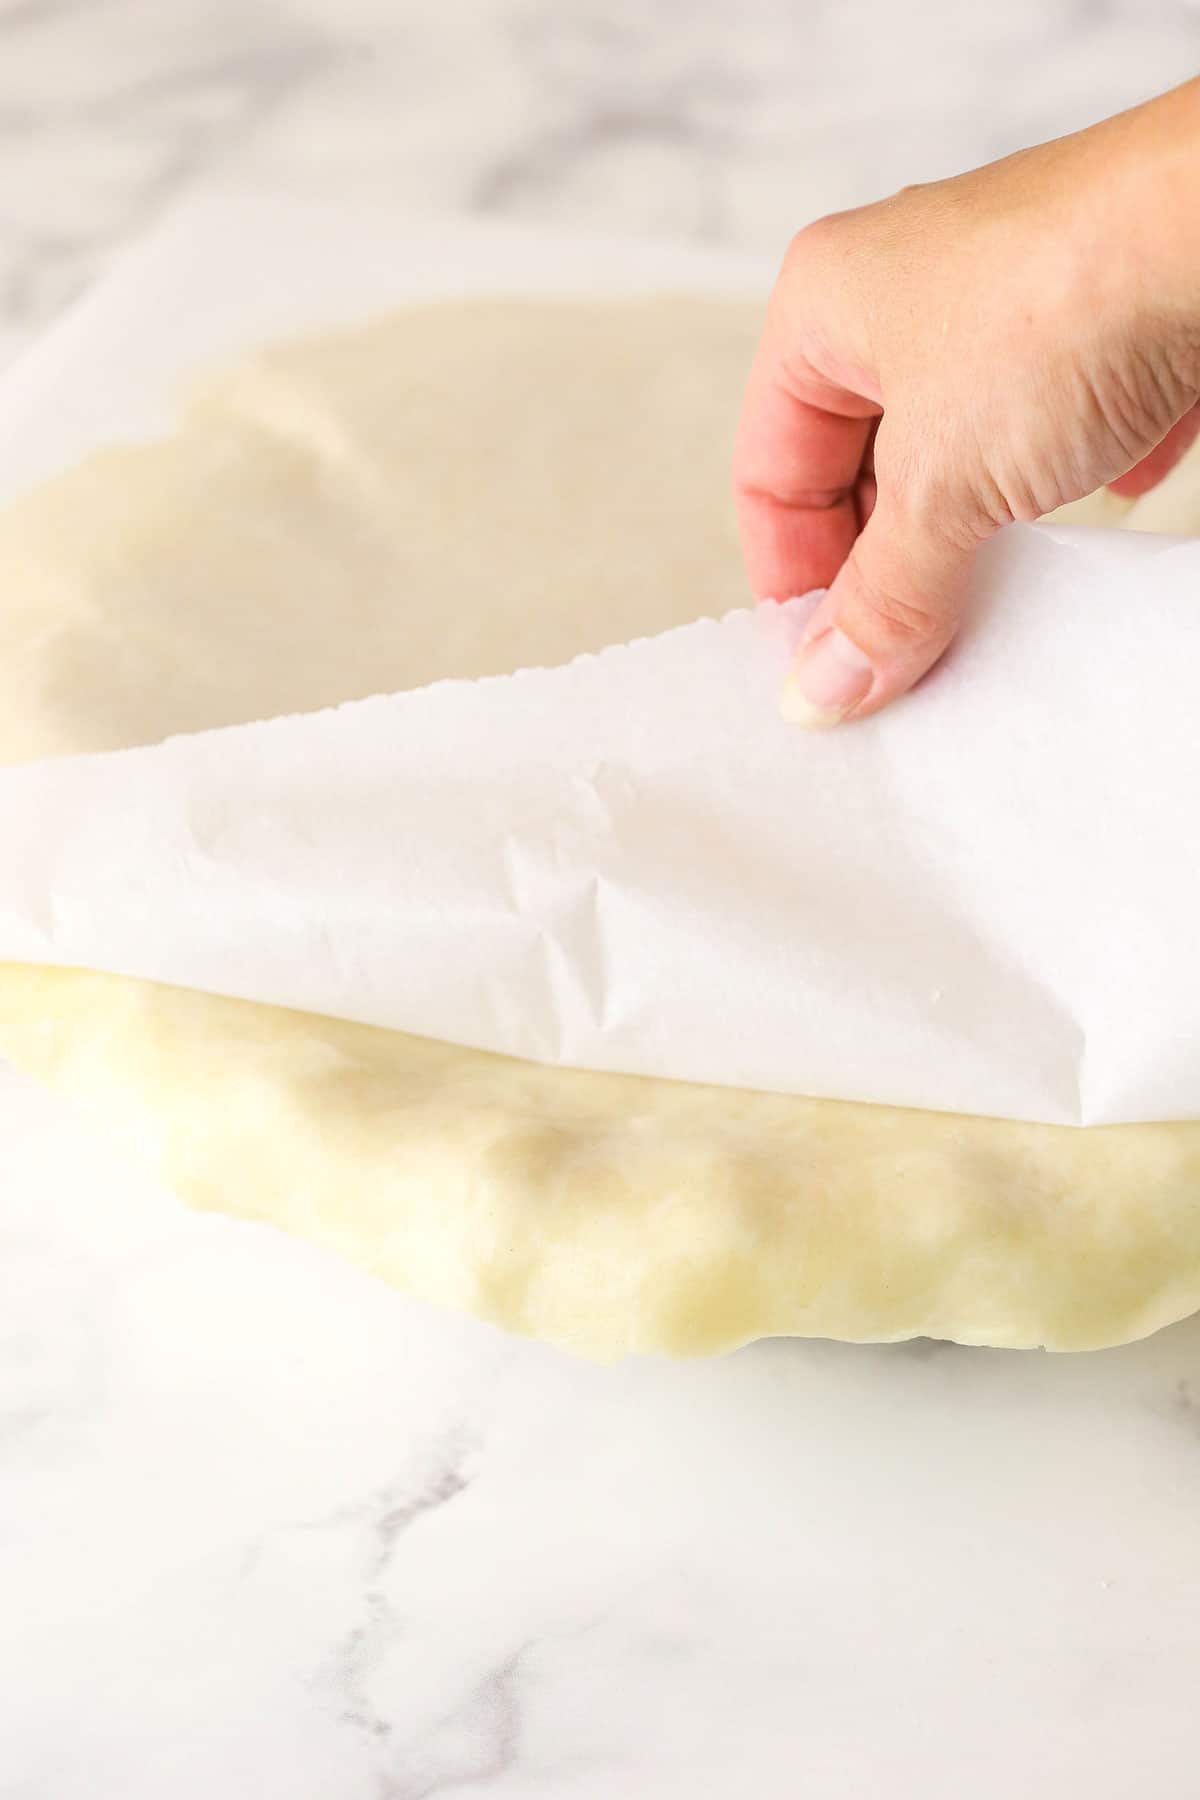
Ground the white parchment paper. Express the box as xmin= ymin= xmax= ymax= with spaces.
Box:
xmin=0 ymin=196 xmax=1197 ymax=1127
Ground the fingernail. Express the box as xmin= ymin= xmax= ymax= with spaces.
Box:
xmin=780 ymin=628 xmax=874 ymax=728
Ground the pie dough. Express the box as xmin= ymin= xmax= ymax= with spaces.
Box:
xmin=1 ymin=296 xmax=1198 ymax=1358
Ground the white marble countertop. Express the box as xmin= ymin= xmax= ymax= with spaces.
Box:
xmin=2 ymin=3 xmax=1200 ymax=1795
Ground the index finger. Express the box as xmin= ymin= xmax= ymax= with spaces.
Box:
xmin=732 ymin=333 xmax=880 ymax=601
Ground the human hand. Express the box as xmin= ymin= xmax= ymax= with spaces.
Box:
xmin=734 ymin=79 xmax=1200 ymax=726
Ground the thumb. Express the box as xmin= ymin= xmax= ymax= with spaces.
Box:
xmin=780 ymin=491 xmax=979 ymax=727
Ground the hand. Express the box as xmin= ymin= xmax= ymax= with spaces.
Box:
xmin=733 ymin=79 xmax=1200 ymax=726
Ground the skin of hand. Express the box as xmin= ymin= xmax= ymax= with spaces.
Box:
xmin=733 ymin=78 xmax=1200 ymax=726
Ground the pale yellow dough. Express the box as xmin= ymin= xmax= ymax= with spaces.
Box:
xmin=1 ymin=296 xmax=1198 ymax=1358
xmin=0 ymin=299 xmax=756 ymax=761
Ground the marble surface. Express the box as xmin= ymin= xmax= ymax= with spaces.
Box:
xmin=2 ymin=2 xmax=1200 ymax=1794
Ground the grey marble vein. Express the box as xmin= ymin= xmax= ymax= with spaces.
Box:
xmin=383 ymin=1645 xmax=526 ymax=1799
xmin=0 ymin=0 xmax=329 ymax=361
xmin=330 ymin=1448 xmax=478 ymax=1747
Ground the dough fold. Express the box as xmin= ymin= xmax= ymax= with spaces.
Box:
xmin=4 ymin=966 xmax=1200 ymax=1357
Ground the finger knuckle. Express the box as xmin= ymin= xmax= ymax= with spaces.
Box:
xmin=888 ymin=454 xmax=998 ymax=550
xmin=781 ymin=211 xmax=848 ymax=278
xmin=884 ymin=467 xmax=950 ymax=542
xmin=858 ymin=579 xmax=944 ymax=647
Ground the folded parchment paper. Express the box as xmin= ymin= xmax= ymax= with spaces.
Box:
xmin=0 ymin=197 xmax=1197 ymax=1128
